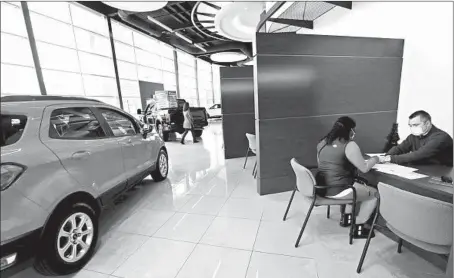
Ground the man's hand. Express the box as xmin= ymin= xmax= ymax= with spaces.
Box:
xmin=378 ymin=155 xmax=391 ymax=163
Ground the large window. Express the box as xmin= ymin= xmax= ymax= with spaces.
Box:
xmin=197 ymin=59 xmax=214 ymax=108
xmin=0 ymin=2 xmax=223 ymax=116
xmin=212 ymin=65 xmax=221 ymax=104
xmin=111 ymin=20 xmax=177 ymax=114
xmin=0 ymin=2 xmax=40 ymax=96
xmin=27 ymin=2 xmax=119 ymax=107
xmin=177 ymin=50 xmax=197 ymax=106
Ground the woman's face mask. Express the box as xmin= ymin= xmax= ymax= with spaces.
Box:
xmin=350 ymin=129 xmax=356 ymax=140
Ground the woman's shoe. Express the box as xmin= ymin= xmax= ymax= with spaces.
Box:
xmin=340 ymin=213 xmax=352 ymax=227
xmin=181 ymin=141 xmax=185 ymax=145
xmin=353 ymin=224 xmax=375 ymax=239
xmin=193 ymin=140 xmax=199 ymax=143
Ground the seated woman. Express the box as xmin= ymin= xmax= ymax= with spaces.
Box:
xmin=316 ymin=116 xmax=379 ymax=238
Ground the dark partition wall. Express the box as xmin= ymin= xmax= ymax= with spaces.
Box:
xmin=254 ymin=33 xmax=404 ymax=195
xmin=220 ymin=66 xmax=255 ymax=159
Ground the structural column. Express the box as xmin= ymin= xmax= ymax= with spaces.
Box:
xmin=220 ymin=66 xmax=255 ymax=159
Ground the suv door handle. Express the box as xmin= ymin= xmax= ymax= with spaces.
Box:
xmin=71 ymin=151 xmax=91 ymax=160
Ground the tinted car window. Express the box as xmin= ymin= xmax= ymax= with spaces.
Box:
xmin=99 ymin=108 xmax=137 ymax=137
xmin=49 ymin=108 xmax=105 ymax=139
xmin=0 ymin=114 xmax=27 ymax=147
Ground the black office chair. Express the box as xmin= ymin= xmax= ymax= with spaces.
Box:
xmin=284 ymin=158 xmax=359 ymax=247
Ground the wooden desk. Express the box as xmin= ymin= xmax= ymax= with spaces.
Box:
xmin=362 ymin=164 xmax=453 ymax=203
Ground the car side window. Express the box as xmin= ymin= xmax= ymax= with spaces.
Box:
xmin=99 ymin=108 xmax=138 ymax=137
xmin=49 ymin=108 xmax=106 ymax=139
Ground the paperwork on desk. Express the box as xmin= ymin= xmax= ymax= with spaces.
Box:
xmin=366 ymin=153 xmax=386 ymax=157
xmin=372 ymin=163 xmax=428 ymax=180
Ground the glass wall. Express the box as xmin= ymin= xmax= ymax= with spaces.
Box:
xmin=197 ymin=59 xmax=214 ymax=108
xmin=212 ymin=65 xmax=221 ymax=104
xmin=1 ymin=2 xmax=40 ymax=96
xmin=0 ymin=2 xmax=221 ymax=114
xmin=111 ymin=20 xmax=177 ymax=113
xmin=177 ymin=50 xmax=198 ymax=107
xmin=27 ymin=2 xmax=120 ymax=107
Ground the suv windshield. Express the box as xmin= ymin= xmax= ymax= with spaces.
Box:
xmin=1 ymin=114 xmax=27 ymax=147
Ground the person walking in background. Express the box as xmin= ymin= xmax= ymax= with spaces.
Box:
xmin=181 ymin=102 xmax=198 ymax=144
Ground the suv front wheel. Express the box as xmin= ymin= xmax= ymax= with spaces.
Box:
xmin=35 ymin=202 xmax=98 ymax=275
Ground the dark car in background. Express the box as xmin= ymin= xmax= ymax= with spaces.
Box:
xmin=138 ymin=99 xmax=208 ymax=141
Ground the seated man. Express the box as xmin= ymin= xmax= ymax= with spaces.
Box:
xmin=380 ymin=110 xmax=453 ymax=166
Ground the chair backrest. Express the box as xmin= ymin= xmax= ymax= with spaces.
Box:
xmin=245 ymin=133 xmax=256 ymax=152
xmin=378 ymin=182 xmax=453 ymax=246
xmin=290 ymin=158 xmax=316 ymax=197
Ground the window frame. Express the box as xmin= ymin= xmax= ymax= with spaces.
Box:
xmin=48 ymin=106 xmax=109 ymax=140
xmin=93 ymin=106 xmax=141 ymax=138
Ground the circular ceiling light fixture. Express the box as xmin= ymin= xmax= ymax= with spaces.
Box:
xmin=215 ymin=2 xmax=265 ymax=42
xmin=102 ymin=2 xmax=168 ymax=12
xmin=210 ymin=52 xmax=247 ymax=63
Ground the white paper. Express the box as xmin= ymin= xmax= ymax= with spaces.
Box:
xmin=366 ymin=153 xmax=386 ymax=157
xmin=372 ymin=163 xmax=418 ymax=173
xmin=396 ymin=172 xmax=428 ymax=180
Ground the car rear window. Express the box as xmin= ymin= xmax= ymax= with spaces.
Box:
xmin=1 ymin=114 xmax=27 ymax=147
xmin=49 ymin=108 xmax=106 ymax=139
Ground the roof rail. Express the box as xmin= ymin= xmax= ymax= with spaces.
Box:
xmin=0 ymin=95 xmax=102 ymax=103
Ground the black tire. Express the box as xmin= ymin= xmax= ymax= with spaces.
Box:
xmin=162 ymin=131 xmax=170 ymax=142
xmin=35 ymin=202 xmax=98 ymax=276
xmin=151 ymin=149 xmax=168 ymax=182
xmin=194 ymin=130 xmax=203 ymax=138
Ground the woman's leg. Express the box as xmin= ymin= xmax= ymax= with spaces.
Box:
xmin=181 ymin=129 xmax=189 ymax=143
xmin=329 ymin=183 xmax=378 ymax=224
xmin=352 ymin=183 xmax=378 ymax=224
xmin=190 ymin=128 xmax=198 ymax=142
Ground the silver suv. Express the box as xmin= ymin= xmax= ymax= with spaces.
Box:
xmin=0 ymin=96 xmax=168 ymax=275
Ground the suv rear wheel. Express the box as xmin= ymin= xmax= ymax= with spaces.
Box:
xmin=151 ymin=149 xmax=168 ymax=181
xmin=35 ymin=202 xmax=98 ymax=275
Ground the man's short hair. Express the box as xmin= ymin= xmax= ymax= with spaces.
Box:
xmin=409 ymin=110 xmax=431 ymax=121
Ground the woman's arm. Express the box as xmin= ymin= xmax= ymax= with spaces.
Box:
xmin=345 ymin=141 xmax=379 ymax=173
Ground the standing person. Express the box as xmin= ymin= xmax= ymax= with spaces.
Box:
xmin=316 ymin=116 xmax=380 ymax=238
xmin=181 ymin=102 xmax=198 ymax=144
xmin=379 ymin=110 xmax=453 ymax=166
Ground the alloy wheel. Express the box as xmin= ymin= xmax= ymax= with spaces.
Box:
xmin=159 ymin=153 xmax=168 ymax=177
xmin=57 ymin=212 xmax=94 ymax=263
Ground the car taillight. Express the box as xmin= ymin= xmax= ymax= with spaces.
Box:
xmin=1 ymin=164 xmax=25 ymax=191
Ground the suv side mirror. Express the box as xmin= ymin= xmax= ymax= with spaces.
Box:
xmin=137 ymin=109 xmax=142 ymax=115
xmin=141 ymin=125 xmax=152 ymax=138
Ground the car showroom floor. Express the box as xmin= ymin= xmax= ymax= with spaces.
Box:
xmin=12 ymin=121 xmax=445 ymax=278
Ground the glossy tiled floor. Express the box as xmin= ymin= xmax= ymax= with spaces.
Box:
xmin=12 ymin=121 xmax=445 ymax=278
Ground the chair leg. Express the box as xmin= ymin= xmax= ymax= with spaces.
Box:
xmin=254 ymin=170 xmax=258 ymax=179
xmin=397 ymin=238 xmax=403 ymax=254
xmin=357 ymin=198 xmax=380 ymax=273
xmin=283 ymin=189 xmax=297 ymax=221
xmin=252 ymin=161 xmax=257 ymax=176
xmin=349 ymin=201 xmax=357 ymax=245
xmin=326 ymin=206 xmax=330 ymax=219
xmin=243 ymin=148 xmax=250 ymax=169
xmin=295 ymin=198 xmax=315 ymax=248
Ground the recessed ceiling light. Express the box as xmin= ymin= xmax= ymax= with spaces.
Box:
xmin=214 ymin=2 xmax=265 ymax=42
xmin=210 ymin=52 xmax=247 ymax=63
xmin=103 ymin=2 xmax=168 ymax=12
xmin=244 ymin=60 xmax=254 ymax=66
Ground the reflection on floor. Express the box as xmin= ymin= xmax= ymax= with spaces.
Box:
xmin=12 ymin=121 xmax=445 ymax=278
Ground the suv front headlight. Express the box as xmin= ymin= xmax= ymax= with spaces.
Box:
xmin=1 ymin=164 xmax=25 ymax=191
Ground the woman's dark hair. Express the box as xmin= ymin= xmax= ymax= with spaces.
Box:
xmin=321 ymin=116 xmax=356 ymax=145
xmin=183 ymin=102 xmax=190 ymax=111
